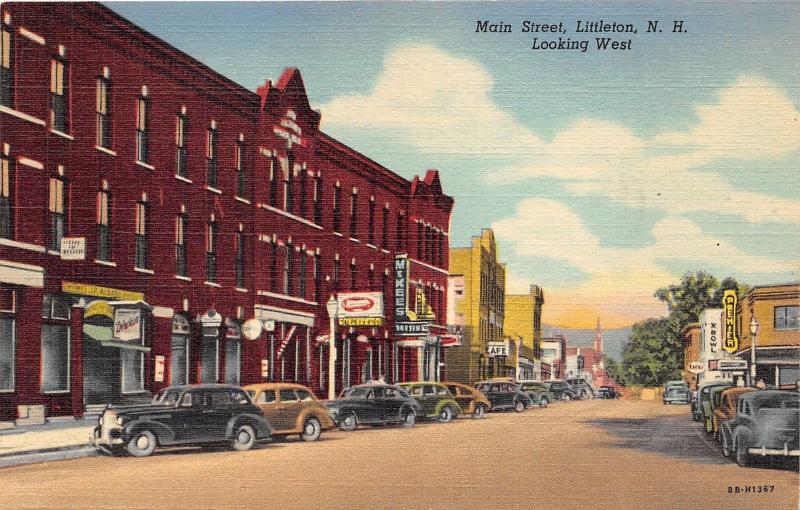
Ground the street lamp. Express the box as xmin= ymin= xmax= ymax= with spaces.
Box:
xmin=326 ymin=296 xmax=339 ymax=400
xmin=749 ymin=315 xmax=759 ymax=385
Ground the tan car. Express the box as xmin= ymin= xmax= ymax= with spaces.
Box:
xmin=712 ymin=386 xmax=757 ymax=439
xmin=443 ymin=382 xmax=491 ymax=419
xmin=243 ymin=383 xmax=336 ymax=442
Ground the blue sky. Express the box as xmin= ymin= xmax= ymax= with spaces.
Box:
xmin=110 ymin=1 xmax=799 ymax=327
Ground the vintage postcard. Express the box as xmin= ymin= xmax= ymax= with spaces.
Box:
xmin=0 ymin=1 xmax=797 ymax=508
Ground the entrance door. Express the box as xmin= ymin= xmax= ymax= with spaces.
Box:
xmin=83 ymin=337 xmax=120 ymax=405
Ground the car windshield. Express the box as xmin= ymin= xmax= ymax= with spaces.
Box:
xmin=342 ymin=387 xmax=371 ymax=399
xmin=153 ymin=389 xmax=182 ymax=406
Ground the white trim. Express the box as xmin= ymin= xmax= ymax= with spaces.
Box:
xmin=94 ymin=259 xmax=117 ymax=267
xmin=235 ymin=287 xmax=248 ymax=293
xmin=381 ymin=249 xmax=390 ymax=254
xmin=234 ymin=196 xmax=251 ymax=205
xmin=256 ymin=203 xmax=323 ymax=230
xmin=254 ymin=304 xmax=316 ymax=325
xmin=95 ymin=146 xmax=117 ymax=157
xmin=204 ymin=281 xmax=221 ymax=288
xmin=205 ymin=186 xmax=222 ymax=195
xmin=349 ymin=238 xmax=360 ymax=243
xmin=256 ymin=290 xmax=318 ymax=306
xmin=0 ymin=238 xmax=45 ymax=253
xmin=50 ymin=129 xmax=74 ymax=141
xmin=152 ymin=306 xmax=174 ymax=318
xmin=136 ymin=161 xmax=155 ymax=171
xmin=134 ymin=267 xmax=155 ymax=275
xmin=174 ymin=174 xmax=193 ymax=184
xmin=17 ymin=157 xmax=44 ymax=170
xmin=0 ymin=259 xmax=45 ymax=287
xmin=409 ymin=257 xmax=449 ymax=275
xmin=47 ymin=250 xmax=60 ymax=256
xmin=0 ymin=106 xmax=46 ymax=126
xmin=174 ymin=275 xmax=192 ymax=282
xmin=333 ymin=231 xmax=343 ymax=237
xmin=366 ymin=243 xmax=378 ymax=250
xmin=18 ymin=27 xmax=45 ymax=45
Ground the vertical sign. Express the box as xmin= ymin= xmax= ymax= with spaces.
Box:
xmin=722 ymin=290 xmax=738 ymax=353
xmin=394 ymin=254 xmax=409 ymax=322
xmin=154 ymin=355 xmax=165 ymax=382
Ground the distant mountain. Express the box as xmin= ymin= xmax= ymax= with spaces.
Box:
xmin=542 ymin=325 xmax=631 ymax=361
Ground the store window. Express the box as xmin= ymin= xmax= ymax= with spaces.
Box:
xmin=171 ymin=315 xmax=190 ymax=385
xmin=96 ymin=71 xmax=112 ymax=148
xmin=41 ymin=295 xmax=72 ymax=393
xmin=0 ymin=287 xmax=14 ymax=391
xmin=774 ymin=306 xmax=799 ymax=330
xmin=48 ymin=176 xmax=66 ymax=252
xmin=96 ymin=185 xmax=111 ymax=261
xmin=121 ymin=349 xmax=144 ymax=393
xmin=225 ymin=339 xmax=241 ymax=385
xmin=50 ymin=57 xmax=69 ymax=132
xmin=0 ymin=152 xmax=13 ymax=239
xmin=0 ymin=21 xmax=13 ymax=107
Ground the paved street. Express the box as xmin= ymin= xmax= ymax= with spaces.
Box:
xmin=0 ymin=400 xmax=796 ymax=509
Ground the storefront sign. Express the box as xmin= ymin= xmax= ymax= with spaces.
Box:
xmin=263 ymin=320 xmax=276 ymax=332
xmin=172 ymin=315 xmax=190 ymax=335
xmin=687 ymin=361 xmax=705 ymax=374
xmin=242 ymin=318 xmax=263 ymax=340
xmin=396 ymin=321 xmax=429 ymax=337
xmin=487 ymin=341 xmax=509 ymax=357
xmin=62 ymin=281 xmax=143 ymax=301
xmin=261 ymin=359 xmax=269 ymax=378
xmin=113 ymin=309 xmax=141 ymax=341
xmin=708 ymin=319 xmax=719 ymax=353
xmin=60 ymin=237 xmax=86 ymax=260
xmin=722 ymin=290 xmax=738 ymax=353
xmin=718 ymin=359 xmax=748 ymax=371
xmin=339 ymin=317 xmax=383 ymax=327
xmin=337 ymin=292 xmax=384 ymax=318
xmin=85 ymin=300 xmax=113 ymax=319
xmin=200 ymin=309 xmax=222 ymax=328
xmin=394 ymin=255 xmax=409 ymax=322
xmin=154 ymin=355 xmax=165 ymax=382
xmin=413 ymin=287 xmax=436 ymax=321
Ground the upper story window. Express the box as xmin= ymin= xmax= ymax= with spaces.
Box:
xmin=298 ymin=251 xmax=306 ymax=299
xmin=135 ymin=90 xmax=149 ymax=164
xmin=298 ymin=166 xmax=308 ymax=219
xmin=48 ymin=175 xmax=66 ymax=251
xmin=235 ymin=229 xmax=245 ymax=288
xmin=284 ymin=154 xmax=294 ymax=213
xmin=269 ymin=156 xmax=278 ymax=207
xmin=96 ymin=69 xmax=112 ymax=148
xmin=175 ymin=110 xmax=188 ymax=178
xmin=175 ymin=210 xmax=188 ymax=277
xmin=368 ymin=198 xmax=375 ymax=245
xmin=205 ymin=218 xmax=217 ymax=282
xmin=774 ymin=305 xmax=799 ymax=330
xmin=382 ymin=205 xmax=389 ymax=250
xmin=332 ymin=184 xmax=341 ymax=233
xmin=96 ymin=184 xmax=111 ymax=262
xmin=235 ymin=137 xmax=247 ymax=199
xmin=0 ymin=152 xmax=13 ymax=239
xmin=206 ymin=122 xmax=218 ymax=188
xmin=350 ymin=259 xmax=357 ymax=290
xmin=134 ymin=197 xmax=148 ymax=269
xmin=0 ymin=21 xmax=13 ymax=107
xmin=283 ymin=244 xmax=293 ymax=295
xmin=333 ymin=255 xmax=340 ymax=291
xmin=50 ymin=57 xmax=69 ymax=133
xmin=349 ymin=190 xmax=358 ymax=239
xmin=313 ymin=254 xmax=321 ymax=302
xmin=313 ymin=174 xmax=322 ymax=225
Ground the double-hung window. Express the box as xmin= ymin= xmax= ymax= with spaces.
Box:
xmin=96 ymin=72 xmax=112 ymax=148
xmin=332 ymin=184 xmax=341 ymax=233
xmin=284 ymin=244 xmax=293 ymax=295
xmin=235 ymin=231 xmax=245 ymax=288
xmin=775 ymin=306 xmax=799 ymax=330
xmin=269 ymin=157 xmax=278 ymax=207
xmin=175 ymin=112 xmax=188 ymax=178
xmin=298 ymin=167 xmax=307 ymax=218
xmin=206 ymin=123 xmax=218 ymax=188
xmin=50 ymin=58 xmax=69 ymax=132
xmin=96 ymin=186 xmax=111 ymax=261
xmin=175 ymin=212 xmax=188 ymax=277
xmin=382 ymin=205 xmax=389 ymax=250
xmin=284 ymin=155 xmax=294 ymax=213
xmin=313 ymin=175 xmax=322 ymax=225
xmin=298 ymin=252 xmax=306 ymax=299
xmin=0 ymin=153 xmax=12 ymax=239
xmin=0 ymin=287 xmax=15 ymax=391
xmin=350 ymin=190 xmax=358 ymax=239
xmin=0 ymin=22 xmax=13 ymax=107
xmin=134 ymin=199 xmax=148 ymax=269
xmin=206 ymin=219 xmax=217 ymax=283
xmin=48 ymin=177 xmax=66 ymax=251
xmin=368 ymin=198 xmax=375 ymax=245
xmin=235 ymin=139 xmax=246 ymax=199
xmin=136 ymin=93 xmax=149 ymax=164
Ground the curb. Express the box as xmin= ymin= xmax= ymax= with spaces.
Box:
xmin=0 ymin=444 xmax=97 ymax=469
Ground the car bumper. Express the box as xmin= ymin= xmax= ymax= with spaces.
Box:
xmin=93 ymin=425 xmax=125 ymax=449
xmin=663 ymin=398 xmax=689 ymax=404
xmin=748 ymin=445 xmax=800 ymax=457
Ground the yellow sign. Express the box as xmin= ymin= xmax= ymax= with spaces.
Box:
xmin=62 ymin=281 xmax=144 ymax=302
xmin=722 ymin=290 xmax=738 ymax=353
xmin=84 ymin=300 xmax=113 ymax=319
xmin=339 ymin=317 xmax=383 ymax=327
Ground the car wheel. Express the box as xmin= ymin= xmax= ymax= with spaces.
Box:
xmin=338 ymin=412 xmax=358 ymax=432
xmin=721 ymin=432 xmax=733 ymax=459
xmin=400 ymin=408 xmax=416 ymax=428
xmin=735 ymin=432 xmax=752 ymax=467
xmin=126 ymin=429 xmax=157 ymax=458
xmin=232 ymin=424 xmax=256 ymax=452
xmin=437 ymin=406 xmax=454 ymax=423
xmin=563 ymin=394 xmax=572 ymax=402
xmin=300 ymin=417 xmax=322 ymax=442
xmin=472 ymin=404 xmax=487 ymax=419
xmin=514 ymin=400 xmax=525 ymax=413
xmin=539 ymin=398 xmax=549 ymax=408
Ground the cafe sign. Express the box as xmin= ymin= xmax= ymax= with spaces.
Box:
xmin=722 ymin=290 xmax=738 ymax=353
xmin=487 ymin=341 xmax=509 ymax=357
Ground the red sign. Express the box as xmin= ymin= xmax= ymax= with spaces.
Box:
xmin=336 ymin=292 xmax=384 ymax=318
xmin=342 ymin=296 xmax=375 ymax=313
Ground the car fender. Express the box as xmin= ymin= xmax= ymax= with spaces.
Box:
xmin=124 ymin=419 xmax=175 ymax=445
xmin=733 ymin=426 xmax=752 ymax=451
xmin=294 ymin=407 xmax=335 ymax=431
xmin=227 ymin=413 xmax=272 ymax=440
xmin=434 ymin=399 xmax=462 ymax=417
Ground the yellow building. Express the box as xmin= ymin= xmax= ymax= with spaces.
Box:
xmin=735 ymin=283 xmax=799 ymax=389
xmin=504 ymin=285 xmax=545 ymax=379
xmin=447 ymin=229 xmax=506 ymax=383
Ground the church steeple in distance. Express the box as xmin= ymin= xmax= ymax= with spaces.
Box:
xmin=594 ymin=317 xmax=604 ymax=368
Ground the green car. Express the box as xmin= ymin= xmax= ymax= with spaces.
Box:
xmin=399 ymin=382 xmax=463 ymax=423
xmin=704 ymin=385 xmax=733 ymax=434
xmin=518 ymin=380 xmax=556 ymax=407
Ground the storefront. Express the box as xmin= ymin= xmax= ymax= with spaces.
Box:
xmin=255 ymin=304 xmax=315 ymax=386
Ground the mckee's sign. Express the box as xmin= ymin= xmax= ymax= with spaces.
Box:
xmin=722 ymin=290 xmax=738 ymax=354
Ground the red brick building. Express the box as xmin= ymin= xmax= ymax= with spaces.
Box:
xmin=0 ymin=3 xmax=452 ymax=420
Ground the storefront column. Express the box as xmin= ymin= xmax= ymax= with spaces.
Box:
xmin=69 ymin=304 xmax=84 ymax=418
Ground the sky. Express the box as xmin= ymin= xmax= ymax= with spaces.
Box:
xmin=109 ymin=1 xmax=800 ymax=329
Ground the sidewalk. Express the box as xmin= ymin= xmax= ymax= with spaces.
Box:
xmin=0 ymin=418 xmax=97 ymax=468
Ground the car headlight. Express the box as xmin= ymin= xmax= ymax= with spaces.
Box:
xmin=98 ymin=416 xmax=103 ymax=425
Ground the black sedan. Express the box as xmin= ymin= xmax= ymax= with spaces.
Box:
xmin=543 ymin=380 xmax=579 ymax=401
xmin=324 ymin=384 xmax=423 ymax=430
xmin=595 ymin=386 xmax=621 ymax=399
xmin=474 ymin=381 xmax=532 ymax=412
xmin=93 ymin=384 xmax=272 ymax=457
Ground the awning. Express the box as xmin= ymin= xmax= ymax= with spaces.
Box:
xmin=83 ymin=325 xmax=151 ymax=352
xmin=438 ymin=334 xmax=462 ymax=347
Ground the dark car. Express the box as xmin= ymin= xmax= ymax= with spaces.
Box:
xmin=475 ymin=381 xmax=532 ymax=412
xmin=565 ymin=378 xmax=595 ymax=400
xmin=663 ymin=385 xmax=691 ymax=405
xmin=719 ymin=390 xmax=799 ymax=467
xmin=399 ymin=382 xmax=463 ymax=423
xmin=93 ymin=384 xmax=272 ymax=457
xmin=324 ymin=383 xmax=422 ymax=431
xmin=595 ymin=386 xmax=621 ymax=399
xmin=518 ymin=380 xmax=556 ymax=407
xmin=543 ymin=380 xmax=578 ymax=401
xmin=693 ymin=381 xmax=731 ymax=422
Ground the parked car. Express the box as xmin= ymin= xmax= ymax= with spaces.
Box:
xmin=595 ymin=386 xmax=621 ymax=399
xmin=243 ymin=382 xmax=335 ymax=442
xmin=719 ymin=390 xmax=799 ymax=467
xmin=542 ymin=380 xmax=578 ymax=401
xmin=93 ymin=384 xmax=272 ymax=457
xmin=518 ymin=380 xmax=556 ymax=407
xmin=566 ymin=378 xmax=595 ymax=400
xmin=663 ymin=385 xmax=691 ymax=405
xmin=704 ymin=385 xmax=735 ymax=434
xmin=475 ymin=381 xmax=532 ymax=412
xmin=712 ymin=387 xmax=757 ymax=440
xmin=443 ymin=382 xmax=491 ymax=418
xmin=694 ymin=381 xmax=732 ymax=423
xmin=399 ymin=382 xmax=463 ymax=423
xmin=324 ymin=383 xmax=422 ymax=431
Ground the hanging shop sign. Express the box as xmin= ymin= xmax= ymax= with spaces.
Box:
xmin=172 ymin=314 xmax=190 ymax=335
xmin=337 ymin=292 xmax=384 ymax=318
xmin=396 ymin=321 xmax=430 ymax=336
xmin=487 ymin=341 xmax=509 ymax=357
xmin=85 ymin=300 xmax=113 ymax=320
xmin=62 ymin=281 xmax=143 ymax=302
xmin=394 ymin=254 xmax=431 ymax=337
xmin=242 ymin=318 xmax=263 ymax=341
xmin=154 ymin=355 xmax=165 ymax=382
xmin=722 ymin=290 xmax=738 ymax=354
xmin=60 ymin=237 xmax=86 ymax=260
xmin=113 ymin=308 xmax=141 ymax=342
xmin=339 ymin=317 xmax=383 ymax=327
xmin=687 ymin=361 xmax=705 ymax=374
